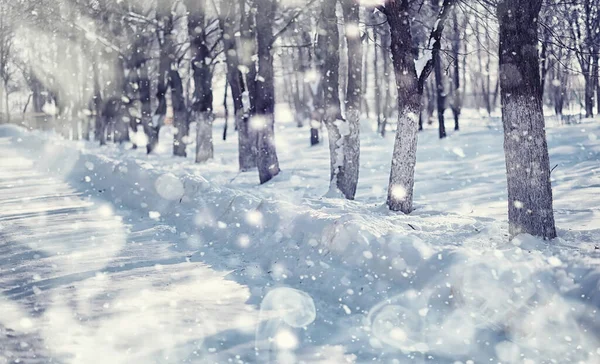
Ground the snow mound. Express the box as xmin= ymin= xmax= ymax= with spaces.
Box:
xmin=3 ymin=125 xmax=600 ymax=363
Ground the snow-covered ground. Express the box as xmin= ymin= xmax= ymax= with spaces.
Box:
xmin=1 ymin=113 xmax=599 ymax=363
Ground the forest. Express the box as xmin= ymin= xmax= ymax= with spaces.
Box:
xmin=0 ymin=0 xmax=599 ymax=363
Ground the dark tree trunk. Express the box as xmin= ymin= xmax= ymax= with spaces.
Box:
xmin=432 ymin=1 xmax=446 ymax=139
xmin=595 ymin=53 xmax=600 ymax=116
xmin=170 ymin=69 xmax=188 ymax=157
xmin=92 ymin=51 xmax=103 ymax=143
xmin=586 ymin=53 xmax=598 ymax=118
xmin=584 ymin=73 xmax=594 ymax=117
xmin=381 ymin=26 xmax=391 ymax=137
xmin=186 ymin=0 xmax=214 ymax=163
xmin=373 ymin=20 xmax=382 ymax=134
xmin=385 ymin=1 xmax=423 ymax=213
xmin=433 ymin=37 xmax=446 ymax=139
xmin=340 ymin=0 xmax=362 ymax=200
xmin=310 ymin=126 xmax=320 ymax=146
xmin=450 ymin=9 xmax=461 ymax=131
xmin=254 ymin=0 xmax=280 ymax=184
xmin=223 ymin=81 xmax=229 ymax=140
xmin=539 ymin=27 xmax=549 ymax=99
xmin=111 ymin=58 xmax=129 ymax=144
xmin=240 ymin=0 xmax=257 ymax=115
xmin=497 ymin=0 xmax=556 ymax=240
xmin=30 ymin=74 xmax=45 ymax=113
xmin=150 ymin=5 xmax=172 ymax=154
xmin=220 ymin=0 xmax=257 ymax=170
xmin=137 ymin=50 xmax=153 ymax=150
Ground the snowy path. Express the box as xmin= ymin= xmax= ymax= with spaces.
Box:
xmin=0 ymin=143 xmax=259 ymax=363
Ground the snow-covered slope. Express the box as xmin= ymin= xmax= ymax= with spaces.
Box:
xmin=1 ymin=117 xmax=599 ymax=363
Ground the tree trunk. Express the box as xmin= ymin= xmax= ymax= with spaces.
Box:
xmin=220 ymin=0 xmax=257 ymax=170
xmin=584 ymin=73 xmax=594 ymax=117
xmin=498 ymin=0 xmax=556 ymax=240
xmin=373 ymin=23 xmax=382 ymax=133
xmin=340 ymin=0 xmax=362 ymax=200
xmin=187 ymin=0 xmax=214 ymax=163
xmin=433 ymin=36 xmax=446 ymax=138
xmin=150 ymin=5 xmax=172 ymax=154
xmin=171 ymin=69 xmax=188 ymax=157
xmin=4 ymin=90 xmax=8 ymax=123
xmin=595 ymin=52 xmax=600 ymax=116
xmin=240 ymin=0 xmax=258 ymax=115
xmin=587 ymin=53 xmax=599 ymax=118
xmin=317 ymin=0 xmax=355 ymax=197
xmin=451 ymin=9 xmax=461 ymax=131
xmin=223 ymin=81 xmax=229 ymax=140
xmin=254 ymin=0 xmax=280 ymax=184
xmin=381 ymin=26 xmax=391 ymax=137
xmin=432 ymin=1 xmax=446 ymax=139
xmin=92 ymin=51 xmax=103 ymax=144
xmin=138 ymin=51 xmax=153 ymax=151
xmin=385 ymin=1 xmax=421 ymax=213
xmin=111 ymin=58 xmax=129 ymax=144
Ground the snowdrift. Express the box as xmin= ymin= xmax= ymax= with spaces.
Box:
xmin=2 ymin=124 xmax=599 ymax=363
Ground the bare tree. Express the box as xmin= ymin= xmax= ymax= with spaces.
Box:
xmin=254 ymin=0 xmax=281 ymax=184
xmin=186 ymin=0 xmax=214 ymax=163
xmin=497 ymin=0 xmax=556 ymax=239
xmin=382 ymin=0 xmax=454 ymax=213
xmin=220 ymin=0 xmax=256 ymax=170
xmin=0 ymin=1 xmax=15 ymax=122
xmin=340 ymin=0 xmax=362 ymax=199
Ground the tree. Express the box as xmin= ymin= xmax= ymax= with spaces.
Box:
xmin=316 ymin=0 xmax=356 ymax=198
xmin=568 ymin=0 xmax=600 ymax=118
xmin=220 ymin=0 xmax=256 ymax=171
xmin=0 ymin=0 xmax=15 ymax=122
xmin=497 ymin=0 xmax=557 ymax=239
xmin=186 ymin=0 xmax=214 ymax=163
xmin=432 ymin=0 xmax=447 ymax=139
xmin=449 ymin=7 xmax=463 ymax=131
xmin=254 ymin=0 xmax=281 ymax=184
xmin=383 ymin=0 xmax=454 ymax=213
xmin=339 ymin=0 xmax=362 ymax=199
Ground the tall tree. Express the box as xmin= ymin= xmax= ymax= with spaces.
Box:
xmin=220 ymin=0 xmax=256 ymax=170
xmin=382 ymin=0 xmax=454 ymax=212
xmin=186 ymin=0 xmax=214 ymax=163
xmin=150 ymin=1 xmax=173 ymax=154
xmin=340 ymin=0 xmax=362 ymax=199
xmin=316 ymin=0 xmax=347 ymax=197
xmin=568 ymin=0 xmax=600 ymax=118
xmin=450 ymin=7 xmax=462 ymax=131
xmin=497 ymin=0 xmax=557 ymax=239
xmin=254 ymin=0 xmax=281 ymax=184
xmin=432 ymin=0 xmax=447 ymax=139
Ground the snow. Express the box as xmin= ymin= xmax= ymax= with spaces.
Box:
xmin=1 ymin=113 xmax=600 ymax=363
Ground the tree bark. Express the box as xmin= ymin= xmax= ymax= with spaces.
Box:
xmin=92 ymin=50 xmax=103 ymax=143
xmin=186 ymin=0 xmax=214 ymax=163
xmin=385 ymin=1 xmax=422 ymax=213
xmin=137 ymin=49 xmax=153 ymax=152
xmin=254 ymin=0 xmax=280 ymax=184
xmin=170 ymin=68 xmax=189 ymax=157
xmin=340 ymin=0 xmax=362 ymax=200
xmin=450 ymin=9 xmax=461 ymax=131
xmin=317 ymin=0 xmax=356 ymax=198
xmin=498 ymin=0 xmax=556 ymax=240
xmin=433 ymin=36 xmax=446 ymax=139
xmin=373 ymin=19 xmax=382 ymax=134
xmin=432 ymin=1 xmax=447 ymax=139
xmin=150 ymin=5 xmax=172 ymax=154
xmin=220 ymin=0 xmax=257 ymax=170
